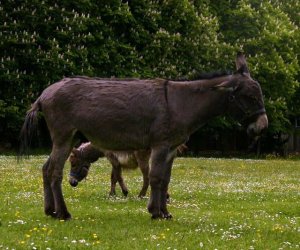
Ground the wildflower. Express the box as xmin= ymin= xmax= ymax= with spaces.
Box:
xmin=15 ymin=220 xmax=26 ymax=224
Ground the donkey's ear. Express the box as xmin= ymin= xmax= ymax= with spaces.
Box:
xmin=69 ymin=149 xmax=77 ymax=163
xmin=71 ymin=148 xmax=80 ymax=157
xmin=235 ymin=52 xmax=250 ymax=77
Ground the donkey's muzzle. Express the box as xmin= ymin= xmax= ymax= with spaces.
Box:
xmin=69 ymin=177 xmax=78 ymax=187
xmin=247 ymin=113 xmax=268 ymax=137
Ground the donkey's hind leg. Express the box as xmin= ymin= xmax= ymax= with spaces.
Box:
xmin=135 ymin=151 xmax=150 ymax=198
xmin=43 ymin=157 xmax=55 ymax=217
xmin=44 ymin=142 xmax=73 ymax=220
xmin=107 ymin=153 xmax=128 ymax=197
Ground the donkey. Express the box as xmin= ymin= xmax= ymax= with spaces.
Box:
xmin=68 ymin=142 xmax=187 ymax=197
xmin=69 ymin=142 xmax=151 ymax=197
xmin=19 ymin=53 xmax=268 ymax=220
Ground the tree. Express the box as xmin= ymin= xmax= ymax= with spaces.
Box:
xmin=0 ymin=0 xmax=226 ymax=146
xmin=211 ymin=0 xmax=300 ymax=134
xmin=0 ymin=0 xmax=299 ymax=153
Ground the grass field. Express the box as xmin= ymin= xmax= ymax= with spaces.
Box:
xmin=0 ymin=156 xmax=299 ymax=249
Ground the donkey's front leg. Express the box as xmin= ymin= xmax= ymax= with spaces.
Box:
xmin=110 ymin=166 xmax=129 ymax=197
xmin=115 ymin=167 xmax=129 ymax=197
xmin=159 ymin=151 xmax=176 ymax=219
xmin=148 ymin=146 xmax=169 ymax=219
xmin=109 ymin=168 xmax=117 ymax=196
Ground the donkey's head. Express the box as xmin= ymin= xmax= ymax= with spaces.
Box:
xmin=68 ymin=143 xmax=101 ymax=187
xmin=216 ymin=53 xmax=268 ymax=136
xmin=69 ymin=148 xmax=91 ymax=187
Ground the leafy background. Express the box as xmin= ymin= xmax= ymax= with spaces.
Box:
xmin=0 ymin=0 xmax=299 ymax=151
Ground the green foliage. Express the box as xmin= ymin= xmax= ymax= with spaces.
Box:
xmin=0 ymin=156 xmax=299 ymax=248
xmin=211 ymin=0 xmax=300 ymax=133
xmin=0 ymin=0 xmax=299 ymax=145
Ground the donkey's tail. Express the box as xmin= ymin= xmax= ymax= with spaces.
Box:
xmin=18 ymin=98 xmax=41 ymax=157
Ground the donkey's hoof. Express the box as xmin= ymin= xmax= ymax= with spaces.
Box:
xmin=122 ymin=190 xmax=129 ymax=197
xmin=109 ymin=191 xmax=116 ymax=197
xmin=45 ymin=211 xmax=57 ymax=218
xmin=138 ymin=194 xmax=145 ymax=198
xmin=151 ymin=213 xmax=162 ymax=220
xmin=56 ymin=211 xmax=72 ymax=220
xmin=162 ymin=212 xmax=172 ymax=220
xmin=151 ymin=212 xmax=172 ymax=220
xmin=138 ymin=192 xmax=147 ymax=198
xmin=45 ymin=208 xmax=56 ymax=218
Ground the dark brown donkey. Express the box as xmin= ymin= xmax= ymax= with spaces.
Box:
xmin=68 ymin=142 xmax=186 ymax=197
xmin=19 ymin=53 xmax=268 ymax=220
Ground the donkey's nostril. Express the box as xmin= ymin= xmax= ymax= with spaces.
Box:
xmin=69 ymin=178 xmax=78 ymax=187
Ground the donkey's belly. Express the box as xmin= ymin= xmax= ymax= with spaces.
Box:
xmin=84 ymin=129 xmax=150 ymax=151
xmin=72 ymin=110 xmax=158 ymax=151
xmin=114 ymin=152 xmax=138 ymax=169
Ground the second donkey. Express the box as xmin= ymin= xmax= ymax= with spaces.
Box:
xmin=69 ymin=142 xmax=187 ymax=197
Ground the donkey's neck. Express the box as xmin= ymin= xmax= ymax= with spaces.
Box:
xmin=168 ymin=75 xmax=232 ymax=134
xmin=173 ymin=75 xmax=232 ymax=89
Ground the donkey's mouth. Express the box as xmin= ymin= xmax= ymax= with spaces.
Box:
xmin=247 ymin=113 xmax=268 ymax=137
xmin=69 ymin=177 xmax=78 ymax=187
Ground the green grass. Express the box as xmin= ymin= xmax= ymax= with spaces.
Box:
xmin=0 ymin=156 xmax=299 ymax=249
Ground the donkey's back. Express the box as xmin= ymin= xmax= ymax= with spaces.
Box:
xmin=36 ymin=77 xmax=168 ymax=151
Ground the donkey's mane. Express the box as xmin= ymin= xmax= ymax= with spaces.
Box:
xmin=193 ymin=70 xmax=232 ymax=80
xmin=175 ymin=70 xmax=232 ymax=81
xmin=68 ymin=71 xmax=232 ymax=82
xmin=76 ymin=142 xmax=102 ymax=162
xmin=77 ymin=142 xmax=90 ymax=151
